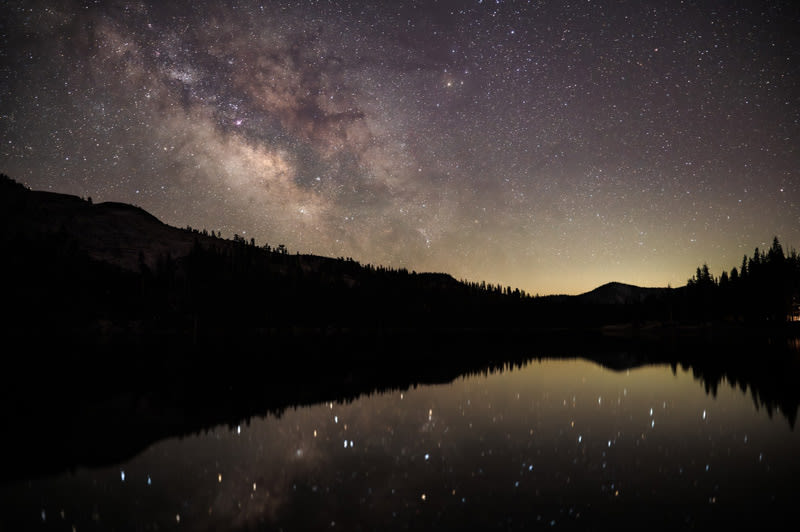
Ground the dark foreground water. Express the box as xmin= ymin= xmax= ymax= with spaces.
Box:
xmin=2 ymin=355 xmax=799 ymax=531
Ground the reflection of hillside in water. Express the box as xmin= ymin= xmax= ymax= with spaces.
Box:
xmin=0 ymin=331 xmax=798 ymax=484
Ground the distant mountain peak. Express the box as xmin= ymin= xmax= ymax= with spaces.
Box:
xmin=577 ymin=281 xmax=668 ymax=305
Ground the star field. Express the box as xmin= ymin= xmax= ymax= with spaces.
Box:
xmin=2 ymin=0 xmax=799 ymax=294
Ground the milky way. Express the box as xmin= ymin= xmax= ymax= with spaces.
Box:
xmin=2 ymin=1 xmax=799 ymax=294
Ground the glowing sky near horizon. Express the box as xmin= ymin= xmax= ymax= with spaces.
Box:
xmin=1 ymin=0 xmax=798 ymax=294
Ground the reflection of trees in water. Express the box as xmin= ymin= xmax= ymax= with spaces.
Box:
xmin=682 ymin=363 xmax=798 ymax=430
xmin=1 ymin=332 xmax=798 ymax=485
xmin=465 ymin=340 xmax=800 ymax=431
xmin=672 ymin=337 xmax=800 ymax=430
xmin=788 ymin=337 xmax=800 ymax=352
xmin=456 ymin=345 xmax=800 ymax=431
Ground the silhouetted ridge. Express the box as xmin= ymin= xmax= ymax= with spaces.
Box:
xmin=94 ymin=200 xmax=164 ymax=222
xmin=1 ymin=173 xmax=798 ymax=337
xmin=0 ymin=174 xmax=539 ymax=337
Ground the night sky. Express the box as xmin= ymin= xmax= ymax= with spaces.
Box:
xmin=2 ymin=1 xmax=798 ymax=295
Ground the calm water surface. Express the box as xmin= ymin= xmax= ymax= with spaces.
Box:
xmin=4 ymin=358 xmax=799 ymax=530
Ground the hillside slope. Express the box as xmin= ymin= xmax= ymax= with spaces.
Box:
xmin=2 ymin=175 xmax=683 ymax=339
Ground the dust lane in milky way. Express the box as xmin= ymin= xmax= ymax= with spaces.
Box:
xmin=1 ymin=1 xmax=798 ymax=294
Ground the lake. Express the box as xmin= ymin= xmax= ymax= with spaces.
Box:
xmin=2 ymin=351 xmax=799 ymax=531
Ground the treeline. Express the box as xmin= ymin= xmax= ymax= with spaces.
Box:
xmin=3 ymin=173 xmax=798 ymax=338
xmin=0 ymin=172 xmax=541 ymax=340
xmin=184 ymin=221 xmax=531 ymax=298
xmin=1 ymin=226 xmax=536 ymax=342
xmin=138 ymin=235 xmax=534 ymax=338
xmin=682 ymin=237 xmax=800 ymax=324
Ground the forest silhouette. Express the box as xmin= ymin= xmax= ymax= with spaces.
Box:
xmin=682 ymin=236 xmax=800 ymax=324
xmin=2 ymin=173 xmax=798 ymax=343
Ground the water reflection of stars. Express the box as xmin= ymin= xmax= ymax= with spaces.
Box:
xmin=13 ymin=360 xmax=798 ymax=531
